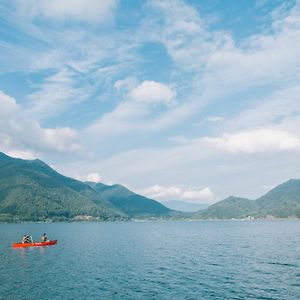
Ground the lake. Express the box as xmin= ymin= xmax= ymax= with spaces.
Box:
xmin=1 ymin=221 xmax=300 ymax=299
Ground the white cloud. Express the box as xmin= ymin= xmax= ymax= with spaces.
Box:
xmin=62 ymin=0 xmax=300 ymax=144
xmin=0 ymin=90 xmax=82 ymax=155
xmin=148 ymin=0 xmax=300 ymax=98
xmin=0 ymin=91 xmax=19 ymax=117
xmin=27 ymin=68 xmax=92 ymax=120
xmin=86 ymin=172 xmax=102 ymax=182
xmin=87 ymin=101 xmax=149 ymax=136
xmin=6 ymin=150 xmax=36 ymax=160
xmin=224 ymin=85 xmax=300 ymax=131
xmin=18 ymin=0 xmax=117 ymax=24
xmin=114 ymin=77 xmax=138 ymax=91
xmin=142 ymin=185 xmax=182 ymax=199
xmin=203 ymin=2 xmax=300 ymax=91
xmin=140 ymin=184 xmax=214 ymax=203
xmin=87 ymin=80 xmax=177 ymax=136
xmin=202 ymin=129 xmax=300 ymax=154
xmin=84 ymin=0 xmax=300 ymax=141
xmin=43 ymin=127 xmax=81 ymax=153
xmin=149 ymin=0 xmax=207 ymax=69
xmin=182 ymin=187 xmax=214 ymax=201
xmin=71 ymin=172 xmax=117 ymax=185
xmin=129 ymin=80 xmax=176 ymax=104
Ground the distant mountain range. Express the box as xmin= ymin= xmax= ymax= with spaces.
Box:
xmin=194 ymin=179 xmax=300 ymax=219
xmin=163 ymin=200 xmax=210 ymax=212
xmin=0 ymin=152 xmax=173 ymax=222
xmin=86 ymin=182 xmax=171 ymax=217
xmin=1 ymin=151 xmax=300 ymax=222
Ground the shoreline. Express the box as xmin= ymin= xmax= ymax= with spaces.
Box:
xmin=1 ymin=217 xmax=299 ymax=224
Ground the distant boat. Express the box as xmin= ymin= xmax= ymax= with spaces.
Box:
xmin=12 ymin=240 xmax=58 ymax=248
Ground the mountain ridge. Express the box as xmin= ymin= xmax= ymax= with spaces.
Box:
xmin=87 ymin=182 xmax=172 ymax=217
xmin=1 ymin=152 xmax=300 ymax=222
xmin=194 ymin=179 xmax=300 ymax=219
xmin=0 ymin=152 xmax=172 ymax=222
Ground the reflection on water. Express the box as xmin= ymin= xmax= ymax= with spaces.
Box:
xmin=16 ymin=243 xmax=47 ymax=260
xmin=1 ymin=221 xmax=300 ymax=299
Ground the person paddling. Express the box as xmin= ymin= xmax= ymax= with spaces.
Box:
xmin=21 ymin=235 xmax=28 ymax=243
xmin=22 ymin=235 xmax=33 ymax=243
xmin=41 ymin=233 xmax=48 ymax=242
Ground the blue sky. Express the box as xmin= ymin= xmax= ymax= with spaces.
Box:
xmin=1 ymin=0 xmax=300 ymax=204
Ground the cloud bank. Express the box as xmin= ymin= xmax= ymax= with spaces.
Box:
xmin=202 ymin=129 xmax=300 ymax=154
xmin=18 ymin=0 xmax=117 ymax=24
xmin=140 ymin=185 xmax=215 ymax=204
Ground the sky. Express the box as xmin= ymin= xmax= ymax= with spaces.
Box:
xmin=1 ymin=0 xmax=300 ymax=205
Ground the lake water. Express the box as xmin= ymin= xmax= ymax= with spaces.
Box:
xmin=1 ymin=221 xmax=300 ymax=299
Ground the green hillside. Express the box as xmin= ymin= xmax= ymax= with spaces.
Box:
xmin=195 ymin=179 xmax=300 ymax=219
xmin=197 ymin=196 xmax=257 ymax=219
xmin=0 ymin=152 xmax=124 ymax=222
xmin=0 ymin=152 xmax=174 ymax=222
xmin=256 ymin=179 xmax=300 ymax=218
xmin=2 ymin=151 xmax=300 ymax=222
xmin=87 ymin=182 xmax=172 ymax=217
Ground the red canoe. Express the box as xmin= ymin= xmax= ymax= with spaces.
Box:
xmin=12 ymin=240 xmax=58 ymax=248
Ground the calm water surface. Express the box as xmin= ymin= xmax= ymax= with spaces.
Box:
xmin=1 ymin=221 xmax=300 ymax=299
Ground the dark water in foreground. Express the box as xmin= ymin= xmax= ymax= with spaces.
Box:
xmin=1 ymin=221 xmax=300 ymax=299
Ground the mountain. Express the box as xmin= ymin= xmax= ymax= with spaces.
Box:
xmin=0 ymin=152 xmax=173 ymax=222
xmin=195 ymin=179 xmax=300 ymax=219
xmin=162 ymin=200 xmax=210 ymax=212
xmin=194 ymin=197 xmax=256 ymax=219
xmin=2 ymin=151 xmax=300 ymax=222
xmin=256 ymin=179 xmax=300 ymax=218
xmin=87 ymin=182 xmax=172 ymax=217
xmin=0 ymin=153 xmax=124 ymax=222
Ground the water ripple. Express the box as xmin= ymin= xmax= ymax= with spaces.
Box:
xmin=0 ymin=221 xmax=300 ymax=299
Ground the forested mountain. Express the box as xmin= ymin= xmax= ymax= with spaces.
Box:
xmin=0 ymin=152 xmax=171 ymax=222
xmin=1 ymin=151 xmax=300 ymax=222
xmin=194 ymin=179 xmax=300 ymax=219
xmin=87 ymin=182 xmax=172 ymax=217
